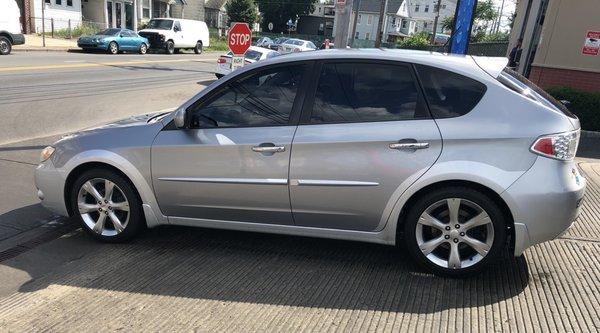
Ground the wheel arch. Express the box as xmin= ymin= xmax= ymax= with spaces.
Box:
xmin=0 ymin=31 xmax=13 ymax=43
xmin=394 ymin=179 xmax=515 ymax=249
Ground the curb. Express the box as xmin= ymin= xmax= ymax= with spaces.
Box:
xmin=12 ymin=48 xmax=77 ymax=52
xmin=581 ymin=130 xmax=600 ymax=138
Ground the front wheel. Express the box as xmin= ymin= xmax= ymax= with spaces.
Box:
xmin=139 ymin=43 xmax=148 ymax=54
xmin=165 ymin=40 xmax=175 ymax=54
xmin=69 ymin=168 xmax=145 ymax=242
xmin=403 ymin=187 xmax=507 ymax=277
xmin=108 ymin=41 xmax=118 ymax=54
xmin=194 ymin=41 xmax=203 ymax=54
xmin=0 ymin=36 xmax=12 ymax=55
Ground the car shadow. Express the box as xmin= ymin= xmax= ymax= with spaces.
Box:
xmin=4 ymin=223 xmax=529 ymax=314
xmin=577 ymin=135 xmax=600 ymax=159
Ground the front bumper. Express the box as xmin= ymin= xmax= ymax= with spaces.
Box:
xmin=78 ymin=42 xmax=108 ymax=50
xmin=35 ymin=159 xmax=69 ymax=216
xmin=11 ymin=33 xmax=25 ymax=45
xmin=502 ymin=157 xmax=586 ymax=256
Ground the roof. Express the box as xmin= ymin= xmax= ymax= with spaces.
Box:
xmin=355 ymin=0 xmax=403 ymax=14
xmin=205 ymin=0 xmax=227 ymax=10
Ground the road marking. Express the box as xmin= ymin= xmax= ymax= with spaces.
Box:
xmin=0 ymin=59 xmax=214 ymax=72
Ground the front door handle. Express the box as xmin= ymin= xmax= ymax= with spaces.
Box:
xmin=389 ymin=142 xmax=430 ymax=150
xmin=252 ymin=145 xmax=286 ymax=153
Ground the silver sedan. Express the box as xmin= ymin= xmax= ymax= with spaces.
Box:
xmin=35 ymin=49 xmax=586 ymax=277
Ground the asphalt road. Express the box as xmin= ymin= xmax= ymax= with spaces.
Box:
xmin=0 ymin=51 xmax=219 ymax=145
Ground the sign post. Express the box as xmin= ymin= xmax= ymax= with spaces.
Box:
xmin=448 ymin=0 xmax=478 ymax=55
xmin=228 ymin=22 xmax=252 ymax=71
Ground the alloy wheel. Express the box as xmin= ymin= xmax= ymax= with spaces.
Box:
xmin=0 ymin=40 xmax=9 ymax=54
xmin=140 ymin=43 xmax=147 ymax=54
xmin=77 ymin=178 xmax=130 ymax=237
xmin=109 ymin=42 xmax=118 ymax=54
xmin=415 ymin=198 xmax=494 ymax=269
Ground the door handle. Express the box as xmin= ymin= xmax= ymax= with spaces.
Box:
xmin=252 ymin=145 xmax=286 ymax=153
xmin=389 ymin=142 xmax=429 ymax=150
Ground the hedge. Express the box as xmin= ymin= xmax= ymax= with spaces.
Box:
xmin=546 ymin=86 xmax=600 ymax=132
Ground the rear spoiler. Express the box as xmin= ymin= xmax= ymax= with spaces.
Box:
xmin=471 ymin=56 xmax=509 ymax=78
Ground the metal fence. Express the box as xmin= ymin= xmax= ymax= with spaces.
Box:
xmin=29 ymin=17 xmax=107 ymax=39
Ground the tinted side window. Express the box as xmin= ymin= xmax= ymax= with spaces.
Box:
xmin=310 ymin=63 xmax=427 ymax=123
xmin=189 ymin=65 xmax=304 ymax=128
xmin=415 ymin=65 xmax=487 ymax=118
xmin=174 ymin=21 xmax=182 ymax=31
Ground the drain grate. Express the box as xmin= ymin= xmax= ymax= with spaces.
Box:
xmin=0 ymin=220 xmax=77 ymax=262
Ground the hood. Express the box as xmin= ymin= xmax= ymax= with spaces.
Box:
xmin=85 ymin=111 xmax=171 ymax=131
xmin=138 ymin=29 xmax=169 ymax=35
xmin=80 ymin=35 xmax=111 ymax=41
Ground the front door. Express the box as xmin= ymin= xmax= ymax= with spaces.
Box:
xmin=289 ymin=61 xmax=442 ymax=232
xmin=152 ymin=63 xmax=309 ymax=225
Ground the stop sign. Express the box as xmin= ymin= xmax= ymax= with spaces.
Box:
xmin=228 ymin=23 xmax=252 ymax=55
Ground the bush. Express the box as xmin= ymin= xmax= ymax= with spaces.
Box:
xmin=546 ymin=86 xmax=600 ymax=131
xmin=397 ymin=32 xmax=430 ymax=50
xmin=43 ymin=22 xmax=99 ymax=39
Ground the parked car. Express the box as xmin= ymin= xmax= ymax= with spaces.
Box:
xmin=278 ymin=38 xmax=317 ymax=54
xmin=138 ymin=18 xmax=209 ymax=54
xmin=268 ymin=37 xmax=289 ymax=51
xmin=35 ymin=49 xmax=585 ymax=277
xmin=254 ymin=36 xmax=274 ymax=48
xmin=215 ymin=46 xmax=280 ymax=78
xmin=0 ymin=0 xmax=25 ymax=55
xmin=77 ymin=28 xmax=149 ymax=54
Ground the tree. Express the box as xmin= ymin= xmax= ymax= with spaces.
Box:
xmin=441 ymin=0 xmax=499 ymax=33
xmin=256 ymin=0 xmax=317 ymax=33
xmin=225 ymin=0 xmax=259 ymax=26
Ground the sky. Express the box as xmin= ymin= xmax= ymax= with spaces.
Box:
xmin=493 ymin=0 xmax=517 ymax=32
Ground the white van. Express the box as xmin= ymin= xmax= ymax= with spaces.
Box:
xmin=138 ymin=18 xmax=209 ymax=54
xmin=0 ymin=0 xmax=26 ymax=55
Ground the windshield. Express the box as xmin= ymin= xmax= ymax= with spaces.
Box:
xmin=274 ymin=38 xmax=288 ymax=44
xmin=97 ymin=28 xmax=121 ymax=36
xmin=146 ymin=19 xmax=173 ymax=30
xmin=498 ymin=67 xmax=576 ymax=118
xmin=245 ymin=50 xmax=262 ymax=61
xmin=287 ymin=39 xmax=304 ymax=46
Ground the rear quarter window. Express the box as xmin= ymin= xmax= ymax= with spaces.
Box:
xmin=415 ymin=65 xmax=487 ymax=118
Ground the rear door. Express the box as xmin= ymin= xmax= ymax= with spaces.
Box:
xmin=289 ymin=60 xmax=442 ymax=232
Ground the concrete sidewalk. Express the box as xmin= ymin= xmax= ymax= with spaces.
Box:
xmin=12 ymin=34 xmax=77 ymax=52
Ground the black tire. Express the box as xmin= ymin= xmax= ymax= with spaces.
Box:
xmin=139 ymin=43 xmax=148 ymax=54
xmin=108 ymin=41 xmax=119 ymax=54
xmin=194 ymin=41 xmax=203 ymax=54
xmin=403 ymin=187 xmax=507 ymax=277
xmin=165 ymin=40 xmax=175 ymax=54
xmin=0 ymin=36 xmax=12 ymax=55
xmin=69 ymin=168 xmax=145 ymax=243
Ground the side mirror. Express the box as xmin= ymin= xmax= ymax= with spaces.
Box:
xmin=174 ymin=108 xmax=186 ymax=128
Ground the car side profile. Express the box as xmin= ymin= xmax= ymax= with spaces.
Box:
xmin=215 ymin=46 xmax=280 ymax=78
xmin=77 ymin=28 xmax=149 ymax=54
xmin=35 ymin=49 xmax=585 ymax=277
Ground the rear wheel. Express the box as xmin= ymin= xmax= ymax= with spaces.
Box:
xmin=165 ymin=40 xmax=174 ymax=54
xmin=70 ymin=169 xmax=145 ymax=242
xmin=403 ymin=187 xmax=506 ymax=277
xmin=108 ymin=41 xmax=118 ymax=54
xmin=194 ymin=41 xmax=203 ymax=54
xmin=0 ymin=36 xmax=12 ymax=55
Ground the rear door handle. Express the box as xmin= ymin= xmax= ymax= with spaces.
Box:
xmin=389 ymin=142 xmax=430 ymax=150
xmin=252 ymin=145 xmax=286 ymax=153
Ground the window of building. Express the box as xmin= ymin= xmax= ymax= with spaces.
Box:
xmin=415 ymin=65 xmax=487 ymax=118
xmin=55 ymin=0 xmax=61 ymax=5
xmin=188 ymin=65 xmax=305 ymax=128
xmin=66 ymin=0 xmax=72 ymax=6
xmin=310 ymin=63 xmax=427 ymax=124
xmin=425 ymin=5 xmax=429 ymax=12
xmin=442 ymin=4 xmax=446 ymax=9
xmin=355 ymin=31 xmax=359 ymax=39
xmin=365 ymin=32 xmax=370 ymax=40
xmin=367 ymin=14 xmax=373 ymax=25
xmin=415 ymin=5 xmax=419 ymax=12
xmin=357 ymin=14 xmax=361 ymax=24
xmin=424 ymin=22 xmax=428 ymax=28
xmin=392 ymin=17 xmax=396 ymax=25
xmin=402 ymin=20 xmax=407 ymax=28
xmin=142 ymin=0 xmax=150 ymax=18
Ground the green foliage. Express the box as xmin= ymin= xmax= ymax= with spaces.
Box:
xmin=208 ymin=29 xmax=231 ymax=51
xmin=256 ymin=0 xmax=317 ymax=33
xmin=441 ymin=0 xmax=498 ymax=33
xmin=397 ymin=33 xmax=430 ymax=50
xmin=546 ymin=87 xmax=600 ymax=131
xmin=225 ymin=0 xmax=259 ymax=26
xmin=479 ymin=31 xmax=509 ymax=42
xmin=42 ymin=22 xmax=99 ymax=39
xmin=441 ymin=16 xmax=454 ymax=32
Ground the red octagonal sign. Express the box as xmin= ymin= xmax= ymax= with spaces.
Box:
xmin=228 ymin=23 xmax=252 ymax=55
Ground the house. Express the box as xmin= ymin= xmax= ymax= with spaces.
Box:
xmin=28 ymin=0 xmax=83 ymax=33
xmin=509 ymin=0 xmax=600 ymax=93
xmin=204 ymin=0 xmax=227 ymax=29
xmin=349 ymin=0 xmax=403 ymax=42
xmin=297 ymin=0 xmax=335 ymax=37
xmin=395 ymin=0 xmax=456 ymax=37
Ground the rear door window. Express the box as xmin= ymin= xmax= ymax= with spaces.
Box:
xmin=415 ymin=65 xmax=487 ymax=118
xmin=310 ymin=62 xmax=428 ymax=123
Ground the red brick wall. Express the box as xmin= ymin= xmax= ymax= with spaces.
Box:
xmin=530 ymin=66 xmax=600 ymax=93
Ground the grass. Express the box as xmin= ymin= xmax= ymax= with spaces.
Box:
xmin=42 ymin=22 xmax=100 ymax=39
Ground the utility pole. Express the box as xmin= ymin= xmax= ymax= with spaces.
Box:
xmin=494 ymin=0 xmax=506 ymax=33
xmin=350 ymin=0 xmax=361 ymax=47
xmin=334 ymin=0 xmax=354 ymax=48
xmin=41 ymin=0 xmax=46 ymax=47
xmin=374 ymin=0 xmax=388 ymax=47
xmin=430 ymin=0 xmax=443 ymax=44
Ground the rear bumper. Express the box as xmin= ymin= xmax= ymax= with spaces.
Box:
xmin=502 ymin=157 xmax=586 ymax=256
xmin=11 ymin=33 xmax=25 ymax=45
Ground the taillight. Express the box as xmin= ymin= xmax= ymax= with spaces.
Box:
xmin=217 ymin=57 xmax=226 ymax=64
xmin=530 ymin=130 xmax=579 ymax=161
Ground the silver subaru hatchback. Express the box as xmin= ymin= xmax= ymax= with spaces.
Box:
xmin=35 ymin=49 xmax=586 ymax=276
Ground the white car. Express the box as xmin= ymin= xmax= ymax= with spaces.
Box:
xmin=277 ymin=39 xmax=317 ymax=54
xmin=215 ymin=46 xmax=280 ymax=78
xmin=138 ymin=18 xmax=209 ymax=54
xmin=0 ymin=0 xmax=25 ymax=55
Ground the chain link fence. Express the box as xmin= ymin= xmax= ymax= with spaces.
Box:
xmin=29 ymin=17 xmax=107 ymax=39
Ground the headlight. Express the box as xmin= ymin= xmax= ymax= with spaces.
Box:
xmin=40 ymin=146 xmax=55 ymax=162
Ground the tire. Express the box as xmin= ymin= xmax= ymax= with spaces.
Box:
xmin=403 ymin=187 xmax=507 ymax=277
xmin=139 ymin=43 xmax=148 ymax=54
xmin=108 ymin=41 xmax=119 ymax=54
xmin=165 ymin=40 xmax=175 ymax=54
xmin=0 ymin=36 xmax=12 ymax=55
xmin=69 ymin=168 xmax=145 ymax=243
xmin=194 ymin=41 xmax=203 ymax=54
